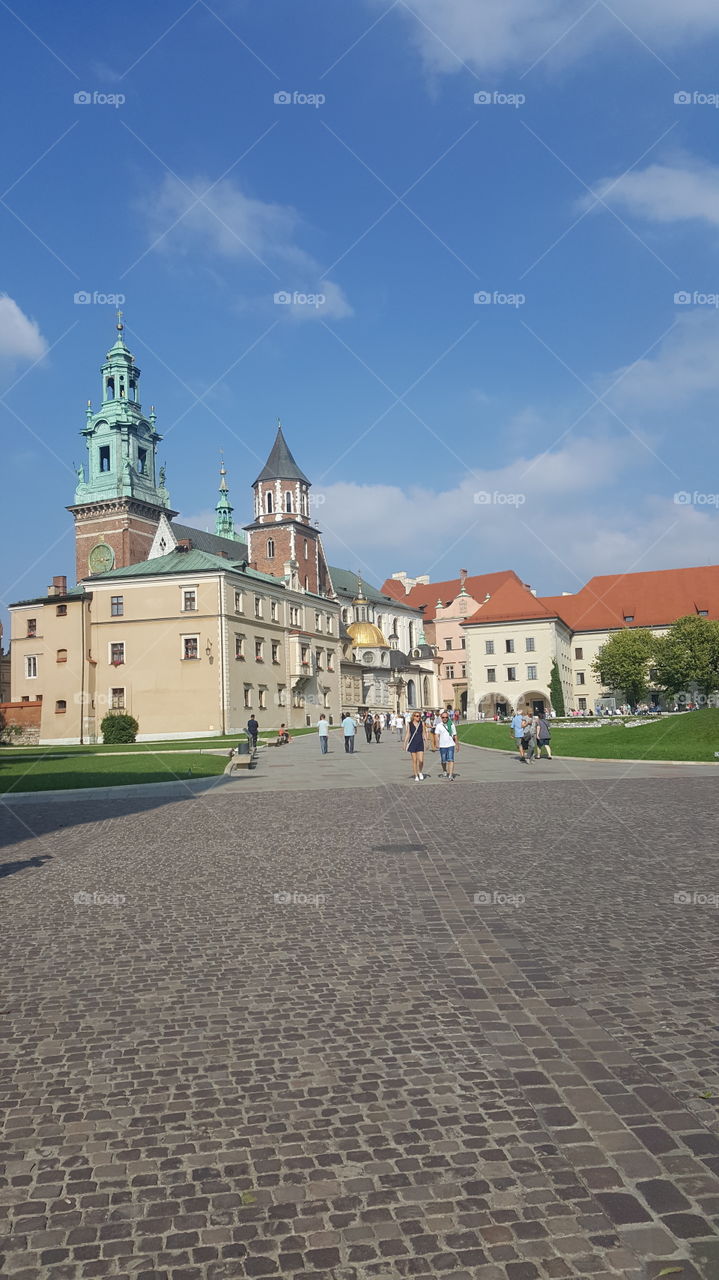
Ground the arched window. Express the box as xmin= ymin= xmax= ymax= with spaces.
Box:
xmin=341 ymin=608 xmax=349 ymax=623
xmin=266 ymin=491 xmax=273 ymax=514
xmin=267 ymin=538 xmax=275 ymax=558
xmin=285 ymin=491 xmax=293 ymax=513
xmin=106 ymin=377 xmax=115 ymax=399
xmin=423 ymin=676 xmax=431 ymax=704
xmin=407 ymin=679 xmax=416 ymax=707
xmin=129 ymin=380 xmax=136 ymax=401
xmin=303 ymin=539 xmax=308 ymax=559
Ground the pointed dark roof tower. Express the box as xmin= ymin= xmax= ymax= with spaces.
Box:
xmin=254 ymin=420 xmax=310 ymax=485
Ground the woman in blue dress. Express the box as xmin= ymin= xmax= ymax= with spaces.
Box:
xmin=404 ymin=711 xmax=427 ymax=781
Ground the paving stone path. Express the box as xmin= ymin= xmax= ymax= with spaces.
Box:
xmin=1 ymin=732 xmax=718 ymax=1279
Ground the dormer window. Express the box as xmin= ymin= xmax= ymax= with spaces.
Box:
xmin=623 ymin=615 xmax=634 ymax=623
xmin=697 ymin=608 xmax=708 ymax=617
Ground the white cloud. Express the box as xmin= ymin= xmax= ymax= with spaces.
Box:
xmin=372 ymin=0 xmax=719 ymax=76
xmin=581 ymin=159 xmax=719 ymax=227
xmin=142 ymin=174 xmax=352 ymax=319
xmin=0 ymin=295 xmax=47 ymax=363
xmin=317 ymin=445 xmax=718 ymax=593
xmin=607 ymin=313 xmax=719 ymax=411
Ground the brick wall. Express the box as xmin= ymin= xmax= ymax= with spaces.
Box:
xmin=0 ymin=700 xmax=42 ymax=745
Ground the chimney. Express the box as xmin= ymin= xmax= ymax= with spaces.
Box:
xmin=176 ymin=539 xmax=191 ymax=552
xmin=459 ymin=568 xmax=467 ymax=585
xmin=47 ymin=575 xmax=67 ymax=597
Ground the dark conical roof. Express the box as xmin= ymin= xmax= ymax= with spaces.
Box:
xmin=254 ymin=424 xmax=310 ymax=485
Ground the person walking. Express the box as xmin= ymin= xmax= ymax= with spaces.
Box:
xmin=342 ymin=711 xmax=357 ymax=753
xmin=317 ymin=713 xmax=330 ymax=754
xmin=525 ymin=714 xmax=539 ymax=763
xmin=510 ymin=710 xmax=526 ymax=761
xmin=363 ymin=711 xmax=374 ymax=744
xmin=247 ymin=715 xmax=259 ymax=751
xmin=404 ymin=710 xmax=427 ymax=781
xmin=536 ymin=712 xmax=552 ymax=759
xmin=395 ymin=712 xmax=405 ymax=740
xmin=373 ymin=714 xmax=382 ymax=743
xmin=435 ymin=709 xmax=459 ymax=780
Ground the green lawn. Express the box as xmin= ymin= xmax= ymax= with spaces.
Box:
xmin=458 ymin=709 xmax=719 ymax=762
xmin=0 ymin=750 xmax=229 ymax=794
xmin=0 ymin=725 xmax=320 ymax=760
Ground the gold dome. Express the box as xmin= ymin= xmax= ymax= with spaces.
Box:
xmin=346 ymin=620 xmax=389 ymax=648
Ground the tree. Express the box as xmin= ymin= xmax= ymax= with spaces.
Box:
xmin=549 ymin=658 xmax=565 ymax=716
xmin=101 ymin=713 xmax=139 ymax=744
xmin=592 ymin=628 xmax=656 ymax=707
xmin=654 ymin=615 xmax=719 ymax=700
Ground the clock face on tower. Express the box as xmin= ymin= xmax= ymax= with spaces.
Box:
xmin=88 ymin=542 xmax=115 ymax=574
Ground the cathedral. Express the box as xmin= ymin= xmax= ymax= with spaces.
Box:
xmin=9 ymin=318 xmax=439 ymax=743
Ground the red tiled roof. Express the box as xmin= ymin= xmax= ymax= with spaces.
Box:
xmin=380 ymin=570 xmax=520 ymax=620
xmin=464 ymin=577 xmax=556 ymax=624
xmin=538 ymin=565 xmax=719 ymax=632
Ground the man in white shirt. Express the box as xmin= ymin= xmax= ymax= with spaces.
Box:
xmin=341 ymin=712 xmax=357 ymax=753
xmin=317 ymin=714 xmax=330 ymax=754
xmin=435 ymin=710 xmax=459 ymax=780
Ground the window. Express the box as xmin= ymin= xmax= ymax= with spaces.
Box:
xmin=111 ymin=596 xmax=124 ymax=617
xmin=267 ymin=538 xmax=275 ymax=559
xmin=110 ymin=642 xmax=125 ymax=666
xmin=445 ymin=664 xmax=455 ymax=679
xmin=99 ymin=444 xmax=111 ymax=472
xmin=487 ymin=667 xmax=496 ymax=682
xmin=26 ymin=656 xmax=38 ymax=679
xmin=182 ymin=636 xmax=199 ymax=660
xmin=254 ymin=596 xmax=262 ymax=618
xmin=527 ymin=665 xmax=537 ymax=681
xmin=137 ymin=447 xmax=147 ymax=474
xmin=304 ymin=576 xmax=309 ymax=590
xmin=182 ymin=589 xmax=197 ymax=612
xmin=266 ymin=491 xmax=273 ymax=514
xmin=578 ymin=697 xmax=587 ymax=711
xmin=56 ymin=604 xmax=67 ymax=617
xmin=56 ymin=648 xmax=68 ymax=664
xmin=234 ymin=590 xmax=244 ymax=613
xmin=624 ymin=615 xmax=634 ymax=623
xmin=285 ymin=491 xmax=292 ymax=512
xmin=507 ymin=666 xmax=517 ymax=681
xmin=525 ymin=637 xmax=535 ymax=652
xmin=235 ymin=634 xmax=245 ymax=660
xmin=258 ymin=687 xmax=267 ymax=710
xmin=315 ymin=611 xmax=322 ymax=631
xmin=27 ymin=618 xmax=37 ymax=637
xmin=316 ymin=649 xmax=324 ymax=671
xmin=460 ymin=664 xmax=466 ymax=678
xmin=461 ymin=637 xmax=466 ymax=649
xmin=271 ymin=641 xmax=280 ymax=664
xmin=255 ymin=639 xmax=264 ymax=662
xmin=445 ymin=638 xmax=452 ymax=650
xmin=290 ymin=605 xmax=300 ymax=627
xmin=55 ymin=700 xmax=67 ymax=714
xmin=485 ymin=640 xmax=494 ymax=655
xmin=574 ymin=647 xmax=583 ymax=660
xmin=244 ymin=685 xmax=252 ymax=709
xmin=341 ymin=608 xmax=349 ymax=623
xmin=304 ymin=540 xmax=309 ymax=560
xmin=270 ymin=601 xmax=278 ymax=622
xmin=325 ymin=614 xmax=332 ymax=634
xmin=111 ymin=688 xmax=125 ymax=710
xmin=698 ymin=609 xmax=708 ymax=617
xmin=576 ymin=672 xmax=585 ymax=685
xmin=301 ymin=646 xmax=310 ymax=666
xmin=327 ymin=650 xmax=335 ymax=672
xmin=278 ymin=685 xmax=287 ymax=706
xmin=505 ymin=639 xmax=515 ymax=653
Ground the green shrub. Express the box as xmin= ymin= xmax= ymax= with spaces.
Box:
xmin=101 ymin=713 xmax=139 ymax=744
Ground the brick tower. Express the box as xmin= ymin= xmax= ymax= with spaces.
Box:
xmin=244 ymin=421 xmax=333 ymax=596
xmin=68 ymin=313 xmax=175 ymax=581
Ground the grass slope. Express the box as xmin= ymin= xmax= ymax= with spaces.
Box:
xmin=0 ymin=751 xmax=228 ymax=794
xmin=458 ymin=709 xmax=719 ymax=762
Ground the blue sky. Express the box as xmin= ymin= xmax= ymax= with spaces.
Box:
xmin=3 ymin=0 xmax=719 ymax=635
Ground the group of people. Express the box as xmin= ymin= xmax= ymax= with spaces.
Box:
xmin=322 ymin=708 xmax=460 ymax=781
xmin=510 ymin=710 xmax=552 ymax=762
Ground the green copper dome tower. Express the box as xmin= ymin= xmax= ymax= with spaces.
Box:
xmin=214 ymin=454 xmax=238 ymax=539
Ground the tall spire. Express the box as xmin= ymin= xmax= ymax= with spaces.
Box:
xmin=253 ymin=420 xmax=310 ymax=485
xmin=215 ymin=452 xmax=238 ymax=539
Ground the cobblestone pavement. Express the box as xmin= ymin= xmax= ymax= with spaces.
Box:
xmin=1 ymin=735 xmax=718 ymax=1280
